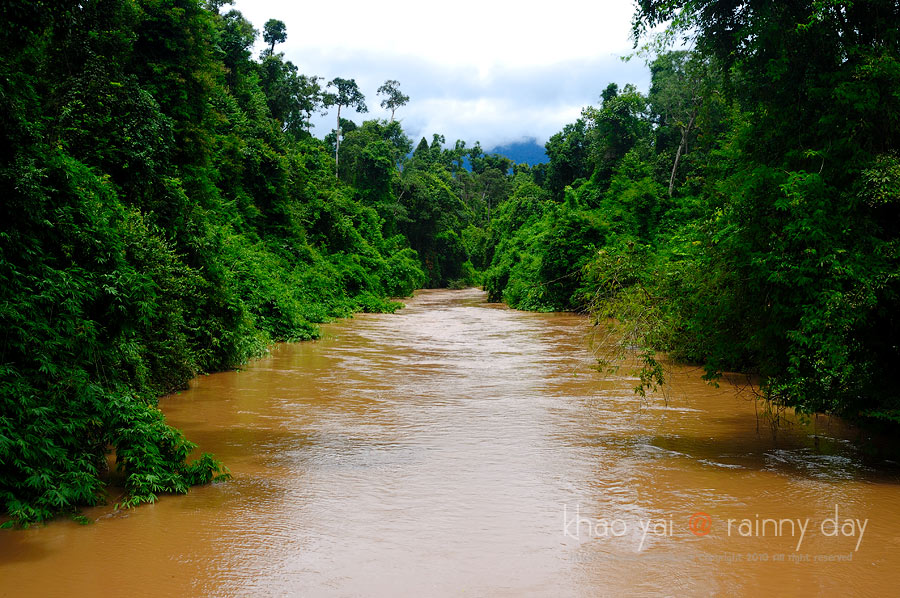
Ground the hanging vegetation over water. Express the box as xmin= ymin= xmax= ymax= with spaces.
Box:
xmin=486 ymin=0 xmax=900 ymax=426
xmin=2 ymin=0 xmax=899 ymax=524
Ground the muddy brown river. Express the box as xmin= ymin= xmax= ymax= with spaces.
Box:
xmin=2 ymin=288 xmax=899 ymax=596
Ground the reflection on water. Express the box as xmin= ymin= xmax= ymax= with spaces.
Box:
xmin=2 ymin=289 xmax=899 ymax=596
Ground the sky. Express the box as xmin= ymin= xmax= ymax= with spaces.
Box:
xmin=228 ymin=0 xmax=652 ymax=149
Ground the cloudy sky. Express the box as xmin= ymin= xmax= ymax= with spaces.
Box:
xmin=228 ymin=0 xmax=651 ymax=149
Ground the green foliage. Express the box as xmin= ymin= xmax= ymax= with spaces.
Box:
xmin=577 ymin=0 xmax=900 ymax=425
xmin=484 ymin=183 xmax=606 ymax=310
xmin=377 ymin=79 xmax=409 ymax=121
xmin=262 ymin=18 xmax=286 ymax=55
xmin=0 ymin=0 xmax=424 ymax=525
xmin=5 ymin=0 xmax=899 ymax=525
xmin=398 ymin=159 xmax=472 ymax=287
xmin=544 ymin=119 xmax=590 ymax=200
xmin=0 ymin=150 xmax=230 ymax=524
xmin=492 ymin=0 xmax=900 ymax=430
xmin=582 ymin=83 xmax=650 ymax=184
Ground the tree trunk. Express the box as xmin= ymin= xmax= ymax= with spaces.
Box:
xmin=335 ymin=105 xmax=342 ymax=178
xmin=668 ymin=111 xmax=696 ymax=197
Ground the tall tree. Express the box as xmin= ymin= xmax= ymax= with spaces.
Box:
xmin=326 ymin=77 xmax=368 ymax=177
xmin=377 ymin=79 xmax=409 ymax=121
xmin=297 ymin=74 xmax=326 ymax=134
xmin=262 ymin=18 xmax=286 ymax=56
xmin=259 ymin=54 xmax=316 ymax=138
xmin=647 ymin=51 xmax=710 ymax=196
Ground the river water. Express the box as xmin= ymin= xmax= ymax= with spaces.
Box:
xmin=2 ymin=288 xmax=899 ymax=596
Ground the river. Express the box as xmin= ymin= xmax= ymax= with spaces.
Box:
xmin=1 ymin=288 xmax=899 ymax=596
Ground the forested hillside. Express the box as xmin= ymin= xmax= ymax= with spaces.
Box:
xmin=2 ymin=0 xmax=899 ymax=525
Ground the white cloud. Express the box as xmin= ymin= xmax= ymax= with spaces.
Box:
xmin=228 ymin=0 xmax=651 ymax=148
xmin=401 ymin=97 xmax=584 ymax=147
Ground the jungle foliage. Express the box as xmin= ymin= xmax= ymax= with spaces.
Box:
xmin=3 ymin=0 xmax=899 ymax=524
xmin=0 ymin=0 xmax=427 ymax=524
xmin=486 ymin=0 xmax=900 ymax=429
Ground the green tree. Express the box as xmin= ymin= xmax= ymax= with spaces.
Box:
xmin=413 ymin=136 xmax=431 ymax=161
xmin=297 ymin=74 xmax=326 ymax=134
xmin=338 ymin=119 xmax=412 ymax=234
xmin=259 ymin=54 xmax=303 ymax=133
xmin=0 ymin=0 xmax=428 ymax=525
xmin=582 ymin=83 xmax=650 ymax=184
xmin=217 ymin=10 xmax=257 ymax=88
xmin=377 ymin=79 xmax=409 ymax=121
xmin=204 ymin=0 xmax=230 ymax=14
xmin=544 ymin=119 xmax=589 ymax=200
xmin=262 ymin=18 xmax=286 ymax=56
xmin=326 ymin=77 xmax=368 ymax=177
xmin=647 ymin=51 xmax=710 ymax=196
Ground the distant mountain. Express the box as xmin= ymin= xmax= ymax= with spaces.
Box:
xmin=488 ymin=138 xmax=548 ymax=165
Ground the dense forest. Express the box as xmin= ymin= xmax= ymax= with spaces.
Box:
xmin=1 ymin=0 xmax=898 ymax=525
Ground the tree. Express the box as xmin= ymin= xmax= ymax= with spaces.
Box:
xmin=414 ymin=136 xmax=431 ymax=160
xmin=0 ymin=0 xmax=434 ymax=526
xmin=377 ymin=79 xmax=409 ymax=121
xmin=337 ymin=119 xmax=412 ymax=234
xmin=544 ymin=119 xmax=589 ymax=200
xmin=326 ymin=77 xmax=368 ymax=177
xmin=647 ymin=51 xmax=709 ymax=196
xmin=297 ymin=74 xmax=326 ymax=134
xmin=449 ymin=140 xmax=468 ymax=175
xmin=582 ymin=83 xmax=649 ymax=183
xmin=216 ymin=10 xmax=257 ymax=89
xmin=204 ymin=0 xmax=230 ymax=14
xmin=259 ymin=54 xmax=299 ymax=129
xmin=262 ymin=18 xmax=286 ymax=56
